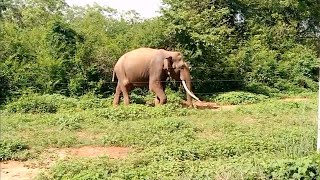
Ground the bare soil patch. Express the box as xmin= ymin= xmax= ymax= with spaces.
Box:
xmin=48 ymin=146 xmax=130 ymax=159
xmin=1 ymin=161 xmax=40 ymax=180
xmin=198 ymin=130 xmax=225 ymax=140
xmin=182 ymin=100 xmax=239 ymax=111
xmin=192 ymin=101 xmax=220 ymax=109
xmin=0 ymin=146 xmax=130 ymax=180
xmin=281 ymin=97 xmax=309 ymax=102
xmin=75 ymin=131 xmax=104 ymax=143
xmin=182 ymin=100 xmax=220 ymax=109
xmin=185 ymin=97 xmax=310 ymax=111
xmin=239 ymin=117 xmax=258 ymax=125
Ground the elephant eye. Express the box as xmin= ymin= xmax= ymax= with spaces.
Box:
xmin=176 ymin=66 xmax=183 ymax=70
xmin=179 ymin=64 xmax=186 ymax=69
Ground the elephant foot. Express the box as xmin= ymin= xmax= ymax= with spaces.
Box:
xmin=154 ymin=97 xmax=160 ymax=106
xmin=181 ymin=100 xmax=194 ymax=108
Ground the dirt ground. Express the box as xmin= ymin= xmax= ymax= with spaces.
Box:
xmin=281 ymin=97 xmax=309 ymax=102
xmin=181 ymin=100 xmax=241 ymax=111
xmin=0 ymin=146 xmax=130 ymax=180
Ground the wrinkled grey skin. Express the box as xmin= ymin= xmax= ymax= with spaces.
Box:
xmin=112 ymin=47 xmax=197 ymax=106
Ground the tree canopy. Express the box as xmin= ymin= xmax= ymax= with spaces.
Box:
xmin=0 ymin=0 xmax=319 ymax=103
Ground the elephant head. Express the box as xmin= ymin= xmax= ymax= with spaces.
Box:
xmin=162 ymin=50 xmax=200 ymax=105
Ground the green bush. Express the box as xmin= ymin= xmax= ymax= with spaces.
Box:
xmin=37 ymin=158 xmax=117 ymax=180
xmin=5 ymin=94 xmax=59 ymax=113
xmin=55 ymin=115 xmax=83 ymax=130
xmin=263 ymin=155 xmax=320 ymax=179
xmin=245 ymin=82 xmax=280 ymax=96
xmin=211 ymin=91 xmax=269 ymax=105
xmin=165 ymin=88 xmax=185 ymax=105
xmin=77 ymin=93 xmax=113 ymax=110
xmin=4 ymin=92 xmax=185 ymax=114
xmin=4 ymin=93 xmax=114 ymax=113
xmin=0 ymin=140 xmax=29 ymax=161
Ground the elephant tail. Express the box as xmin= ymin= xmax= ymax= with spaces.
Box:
xmin=112 ymin=71 xmax=116 ymax=82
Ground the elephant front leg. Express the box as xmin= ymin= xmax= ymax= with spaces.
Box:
xmin=150 ymin=82 xmax=167 ymax=105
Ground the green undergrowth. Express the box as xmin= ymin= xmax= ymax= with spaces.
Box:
xmin=4 ymin=93 xmax=114 ymax=113
xmin=94 ymin=104 xmax=190 ymax=122
xmin=0 ymin=140 xmax=30 ymax=161
xmin=207 ymin=91 xmax=316 ymax=105
xmin=102 ymin=119 xmax=198 ymax=147
xmin=4 ymin=90 xmax=279 ymax=115
xmin=37 ymin=153 xmax=320 ymax=179
xmin=3 ymin=89 xmax=186 ymax=113
xmin=209 ymin=91 xmax=269 ymax=105
xmin=1 ymin=93 xmax=319 ymax=178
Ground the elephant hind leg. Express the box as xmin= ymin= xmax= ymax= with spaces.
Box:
xmin=113 ymin=84 xmax=122 ymax=106
xmin=120 ymin=83 xmax=132 ymax=105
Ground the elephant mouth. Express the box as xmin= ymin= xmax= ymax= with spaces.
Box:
xmin=182 ymin=81 xmax=201 ymax=102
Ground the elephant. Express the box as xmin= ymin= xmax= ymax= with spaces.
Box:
xmin=112 ymin=47 xmax=200 ymax=106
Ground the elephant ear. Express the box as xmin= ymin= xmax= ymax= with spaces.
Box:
xmin=163 ymin=56 xmax=173 ymax=70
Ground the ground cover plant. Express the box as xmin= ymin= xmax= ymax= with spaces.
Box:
xmin=1 ymin=92 xmax=319 ymax=179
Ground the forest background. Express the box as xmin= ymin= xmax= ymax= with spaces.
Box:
xmin=0 ymin=0 xmax=320 ymax=103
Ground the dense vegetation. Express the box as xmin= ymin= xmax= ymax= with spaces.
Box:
xmin=0 ymin=92 xmax=319 ymax=179
xmin=0 ymin=0 xmax=319 ymax=103
xmin=1 ymin=0 xmax=320 ymax=179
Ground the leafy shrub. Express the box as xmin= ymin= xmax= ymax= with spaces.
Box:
xmin=211 ymin=91 xmax=268 ymax=105
xmin=5 ymin=93 xmax=114 ymax=113
xmin=263 ymin=155 xmax=320 ymax=179
xmin=77 ymin=93 xmax=113 ymax=110
xmin=37 ymin=158 xmax=117 ymax=180
xmin=165 ymin=88 xmax=185 ymax=104
xmin=129 ymin=88 xmax=152 ymax=105
xmin=5 ymin=94 xmax=59 ymax=113
xmin=4 ymin=92 xmax=187 ymax=114
xmin=0 ymin=140 xmax=29 ymax=161
xmin=245 ymin=82 xmax=280 ymax=96
xmin=55 ymin=116 xmax=83 ymax=130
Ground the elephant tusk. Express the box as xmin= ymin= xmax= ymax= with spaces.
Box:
xmin=182 ymin=81 xmax=201 ymax=102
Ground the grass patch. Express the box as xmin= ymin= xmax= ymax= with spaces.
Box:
xmin=94 ymin=104 xmax=191 ymax=122
xmin=102 ymin=118 xmax=198 ymax=147
xmin=1 ymin=92 xmax=318 ymax=179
